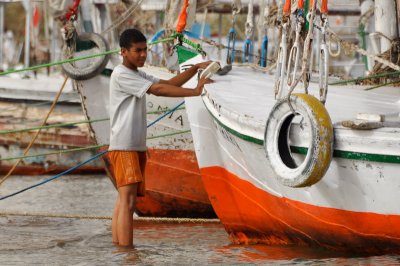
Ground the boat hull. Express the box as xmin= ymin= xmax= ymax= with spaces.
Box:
xmin=182 ymin=61 xmax=400 ymax=252
xmin=202 ymin=166 xmax=400 ymax=253
xmin=195 ymin=100 xmax=400 ymax=252
xmin=0 ymin=101 xmax=104 ymax=175
xmin=138 ymin=149 xmax=214 ymax=218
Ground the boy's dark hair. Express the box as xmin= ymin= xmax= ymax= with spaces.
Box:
xmin=119 ymin=28 xmax=147 ymax=49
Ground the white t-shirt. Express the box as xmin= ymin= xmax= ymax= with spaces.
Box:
xmin=109 ymin=64 xmax=160 ymax=151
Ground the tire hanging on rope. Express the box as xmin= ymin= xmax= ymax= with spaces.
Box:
xmin=61 ymin=32 xmax=110 ymax=81
xmin=264 ymin=93 xmax=333 ymax=187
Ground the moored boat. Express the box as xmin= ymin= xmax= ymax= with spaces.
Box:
xmin=182 ymin=0 xmax=400 ymax=253
xmin=185 ymin=55 xmax=400 ymax=253
xmin=0 ymin=100 xmax=104 ymax=175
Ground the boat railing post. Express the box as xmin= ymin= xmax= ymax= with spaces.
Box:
xmin=0 ymin=2 xmax=4 ymax=70
xmin=23 ymin=0 xmax=32 ymax=71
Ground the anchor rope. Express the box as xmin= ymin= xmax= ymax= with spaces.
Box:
xmin=0 ymin=211 xmax=220 ymax=223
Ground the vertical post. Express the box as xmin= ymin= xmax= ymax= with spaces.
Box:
xmin=360 ymin=0 xmax=374 ymax=72
xmin=218 ymin=13 xmax=222 ymax=61
xmin=375 ymin=0 xmax=397 ymax=53
xmin=0 ymin=3 xmax=4 ymax=69
xmin=50 ymin=14 xmax=57 ymax=64
xmin=24 ymin=0 xmax=32 ymax=69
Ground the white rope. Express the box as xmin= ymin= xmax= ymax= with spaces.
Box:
xmin=101 ymin=0 xmax=144 ymax=35
xmin=0 ymin=211 xmax=220 ymax=223
xmin=245 ymin=0 xmax=254 ymax=39
xmin=327 ymin=28 xmax=400 ymax=71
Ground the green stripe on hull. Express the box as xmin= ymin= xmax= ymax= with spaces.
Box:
xmin=204 ymin=99 xmax=400 ymax=164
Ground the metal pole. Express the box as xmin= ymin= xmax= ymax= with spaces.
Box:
xmin=0 ymin=3 xmax=4 ymax=69
xmin=24 ymin=0 xmax=31 ymax=69
xmin=218 ymin=13 xmax=222 ymax=61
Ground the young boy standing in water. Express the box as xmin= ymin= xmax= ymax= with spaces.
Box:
xmin=108 ymin=28 xmax=213 ymax=247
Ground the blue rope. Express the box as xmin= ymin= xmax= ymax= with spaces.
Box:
xmin=242 ymin=39 xmax=253 ymax=63
xmin=0 ymin=151 xmax=107 ymax=201
xmin=226 ymin=28 xmax=236 ymax=64
xmin=0 ymin=101 xmax=186 ymax=201
xmin=149 ymin=29 xmax=165 ymax=43
xmin=147 ymin=101 xmax=184 ymax=128
xmin=260 ymin=35 xmax=269 ymax=67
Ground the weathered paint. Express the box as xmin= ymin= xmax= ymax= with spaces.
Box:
xmin=264 ymin=93 xmax=334 ymax=187
xmin=202 ymin=166 xmax=400 ymax=253
xmin=0 ymin=118 xmax=104 ymax=175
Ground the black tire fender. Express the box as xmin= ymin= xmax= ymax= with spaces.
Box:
xmin=62 ymin=32 xmax=110 ymax=80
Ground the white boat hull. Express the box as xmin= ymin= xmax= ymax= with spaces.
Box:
xmin=184 ymin=59 xmax=400 ymax=252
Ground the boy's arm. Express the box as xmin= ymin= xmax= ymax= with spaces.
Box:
xmin=148 ymin=77 xmax=212 ymax=97
xmin=159 ymin=61 xmax=213 ymax=87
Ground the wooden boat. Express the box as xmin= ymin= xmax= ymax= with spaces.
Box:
xmin=184 ymin=53 xmax=400 ymax=253
xmin=0 ymin=100 xmax=104 ymax=175
xmin=182 ymin=0 xmax=400 ymax=253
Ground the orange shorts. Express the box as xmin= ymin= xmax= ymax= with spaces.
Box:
xmin=107 ymin=150 xmax=147 ymax=197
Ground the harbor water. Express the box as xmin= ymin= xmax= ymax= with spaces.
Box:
xmin=1 ymin=175 xmax=400 ymax=265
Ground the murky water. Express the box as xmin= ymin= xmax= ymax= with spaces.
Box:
xmin=1 ymin=175 xmax=400 ymax=265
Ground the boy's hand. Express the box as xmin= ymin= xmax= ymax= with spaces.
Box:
xmin=196 ymin=77 xmax=214 ymax=96
xmin=198 ymin=77 xmax=214 ymax=86
xmin=196 ymin=60 xmax=214 ymax=70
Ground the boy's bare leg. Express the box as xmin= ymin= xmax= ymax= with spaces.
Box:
xmin=112 ymin=194 xmax=120 ymax=244
xmin=117 ymin=183 xmax=138 ymax=247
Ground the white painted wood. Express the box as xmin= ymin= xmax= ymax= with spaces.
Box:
xmin=375 ymin=0 xmax=398 ymax=53
xmin=183 ymin=58 xmax=400 ymax=215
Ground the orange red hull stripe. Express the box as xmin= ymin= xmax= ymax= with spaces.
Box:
xmin=201 ymin=166 xmax=400 ymax=253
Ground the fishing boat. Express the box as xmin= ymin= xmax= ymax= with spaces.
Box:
xmin=183 ymin=0 xmax=400 ymax=253
xmin=0 ymin=100 xmax=103 ymax=175
xmin=0 ymin=0 xmax=102 ymax=176
xmin=62 ymin=0 xmax=216 ymax=218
